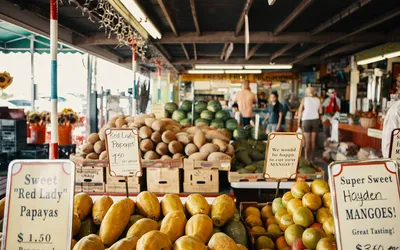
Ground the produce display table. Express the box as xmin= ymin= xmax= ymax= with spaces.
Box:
xmin=231 ymin=181 xmax=311 ymax=189
xmin=338 ymin=123 xmax=381 ymax=149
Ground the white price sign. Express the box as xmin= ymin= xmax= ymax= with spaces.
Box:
xmin=263 ymin=132 xmax=303 ymax=179
xmin=328 ymin=160 xmax=400 ymax=250
xmin=389 ymin=128 xmax=400 ymax=163
xmin=2 ymin=160 xmax=75 ymax=250
xmin=105 ymin=129 xmax=142 ymax=177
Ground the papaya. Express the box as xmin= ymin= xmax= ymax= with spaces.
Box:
xmin=77 ymin=218 xmax=98 ymax=240
xmin=136 ymin=230 xmax=172 ymax=250
xmin=108 ymin=236 xmax=139 ymax=250
xmin=237 ymin=244 xmax=248 ymax=250
xmin=123 ymin=215 xmax=144 ymax=235
xmin=173 ymin=235 xmax=207 ymax=250
xmin=0 ymin=197 xmax=5 ymax=219
xmin=161 ymin=194 xmax=184 ymax=216
xmin=185 ymin=214 xmax=213 ymax=243
xmin=160 ymin=211 xmax=187 ymax=243
xmin=223 ymin=220 xmax=248 ymax=247
xmin=211 ymin=195 xmax=236 ymax=227
xmin=126 ymin=218 xmax=159 ymax=239
xmin=99 ymin=198 xmax=134 ymax=245
xmin=74 ymin=193 xmax=93 ymax=221
xmin=136 ymin=191 xmax=161 ymax=220
xmin=92 ymin=196 xmax=113 ymax=225
xmin=72 ymin=213 xmax=81 ymax=237
xmin=71 ymin=239 xmax=77 ymax=250
xmin=208 ymin=232 xmax=239 ymax=250
xmin=73 ymin=234 xmax=104 ymax=250
xmin=185 ymin=194 xmax=210 ymax=216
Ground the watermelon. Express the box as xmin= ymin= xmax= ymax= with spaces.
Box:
xmin=225 ymin=119 xmax=239 ymax=131
xmin=165 ymin=102 xmax=178 ymax=114
xmin=172 ymin=109 xmax=187 ymax=122
xmin=215 ymin=110 xmax=230 ymax=121
xmin=194 ymin=101 xmax=208 ymax=113
xmin=180 ymin=100 xmax=192 ymax=112
xmin=207 ymin=100 xmax=222 ymax=112
xmin=195 ymin=118 xmax=210 ymax=126
xmin=188 ymin=112 xmax=200 ymax=121
xmin=210 ymin=119 xmax=225 ymax=129
xmin=180 ymin=118 xmax=192 ymax=126
xmin=233 ymin=128 xmax=249 ymax=140
xmin=200 ymin=110 xmax=215 ymax=120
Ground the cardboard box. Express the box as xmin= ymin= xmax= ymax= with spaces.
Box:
xmin=76 ymin=166 xmax=105 ymax=183
xmin=75 ymin=182 xmax=105 ymax=193
xmin=141 ymin=159 xmax=182 ymax=169
xmin=228 ymin=172 xmax=265 ymax=182
xmin=183 ymin=159 xmax=230 ymax=171
xmin=105 ymin=183 xmax=141 ymax=193
xmin=106 ymin=171 xmax=140 ymax=185
xmin=147 ymin=167 xmax=180 ymax=193
xmin=183 ymin=168 xmax=219 ymax=193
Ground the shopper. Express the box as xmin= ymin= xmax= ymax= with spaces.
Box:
xmin=298 ymin=87 xmax=323 ymax=162
xmin=382 ymin=76 xmax=400 ymax=158
xmin=322 ymin=89 xmax=341 ymax=139
xmin=282 ymin=92 xmax=292 ymax=130
xmin=231 ymin=103 xmax=242 ymax=125
xmin=258 ymin=92 xmax=268 ymax=108
xmin=265 ymin=92 xmax=284 ymax=133
xmin=232 ymin=80 xmax=256 ymax=126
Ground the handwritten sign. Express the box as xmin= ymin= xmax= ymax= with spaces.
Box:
xmin=263 ymin=132 xmax=303 ymax=179
xmin=328 ymin=160 xmax=400 ymax=250
xmin=105 ymin=128 xmax=141 ymax=177
xmin=2 ymin=160 xmax=75 ymax=250
xmin=151 ymin=103 xmax=165 ymax=119
xmin=389 ymin=128 xmax=400 ymax=163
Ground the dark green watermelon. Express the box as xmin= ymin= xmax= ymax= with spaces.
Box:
xmin=180 ymin=100 xmax=192 ymax=112
xmin=200 ymin=110 xmax=215 ymax=120
xmin=210 ymin=119 xmax=225 ymax=129
xmin=180 ymin=118 xmax=192 ymax=126
xmin=165 ymin=102 xmax=178 ymax=114
xmin=225 ymin=119 xmax=239 ymax=131
xmin=172 ymin=109 xmax=187 ymax=122
xmin=215 ymin=110 xmax=230 ymax=121
xmin=233 ymin=128 xmax=249 ymax=140
xmin=195 ymin=118 xmax=210 ymax=126
xmin=188 ymin=112 xmax=200 ymax=121
xmin=194 ymin=101 xmax=208 ymax=113
xmin=207 ymin=100 xmax=222 ymax=112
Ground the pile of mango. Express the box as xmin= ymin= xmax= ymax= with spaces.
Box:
xmin=72 ymin=191 xmax=249 ymax=250
xmin=231 ymin=139 xmax=267 ymax=174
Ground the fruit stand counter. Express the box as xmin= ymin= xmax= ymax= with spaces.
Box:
xmin=338 ymin=123 xmax=381 ymax=149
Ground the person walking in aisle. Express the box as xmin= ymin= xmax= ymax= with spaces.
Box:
xmin=298 ymin=87 xmax=323 ymax=163
xmin=281 ymin=92 xmax=292 ymax=130
xmin=233 ymin=80 xmax=256 ymax=126
xmin=231 ymin=103 xmax=242 ymax=125
xmin=265 ymin=92 xmax=284 ymax=133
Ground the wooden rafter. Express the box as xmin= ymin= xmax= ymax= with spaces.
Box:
xmin=220 ymin=43 xmax=229 ymax=60
xmin=274 ymin=0 xmax=313 ymax=35
xmin=321 ymin=43 xmax=372 ymax=59
xmin=189 ymin=0 xmax=201 ymax=36
xmin=193 ymin=43 xmax=197 ymax=60
xmin=181 ymin=43 xmax=190 ymax=60
xmin=155 ymin=44 xmax=172 ymax=61
xmin=271 ymin=44 xmax=296 ymax=61
xmin=246 ymin=43 xmax=263 ymax=60
xmin=156 ymin=0 xmax=179 ymax=36
xmin=235 ymin=0 xmax=254 ymax=36
xmin=171 ymin=57 xmax=320 ymax=65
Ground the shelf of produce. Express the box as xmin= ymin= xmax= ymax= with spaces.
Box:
xmin=230 ymin=181 xmax=311 ymax=189
xmin=338 ymin=123 xmax=381 ymax=149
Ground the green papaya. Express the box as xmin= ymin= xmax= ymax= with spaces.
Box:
xmin=236 ymin=151 xmax=252 ymax=165
xmin=250 ymin=151 xmax=264 ymax=161
xmin=77 ymin=218 xmax=98 ymax=240
xmin=298 ymin=167 xmax=317 ymax=174
xmin=237 ymin=168 xmax=254 ymax=174
xmin=245 ymin=165 xmax=257 ymax=172
xmin=223 ymin=220 xmax=248 ymax=247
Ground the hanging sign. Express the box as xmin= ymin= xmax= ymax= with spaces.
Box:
xmin=389 ymin=128 xmax=400 ymax=163
xmin=328 ymin=160 xmax=400 ymax=250
xmin=2 ymin=160 xmax=75 ymax=250
xmin=245 ymin=14 xmax=249 ymax=59
xmin=263 ymin=132 xmax=303 ymax=179
xmin=151 ymin=103 xmax=165 ymax=119
xmin=105 ymin=128 xmax=142 ymax=177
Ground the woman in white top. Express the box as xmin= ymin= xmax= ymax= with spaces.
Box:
xmin=298 ymin=87 xmax=323 ymax=162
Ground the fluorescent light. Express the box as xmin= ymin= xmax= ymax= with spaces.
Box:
xmin=268 ymin=0 xmax=277 ymax=5
xmin=195 ymin=64 xmax=243 ymax=70
xmin=357 ymin=56 xmax=385 ymax=65
xmin=244 ymin=64 xmax=293 ymax=69
xmin=384 ymin=51 xmax=400 ymax=59
xmin=225 ymin=70 xmax=262 ymax=74
xmin=188 ymin=70 xmax=224 ymax=74
xmin=119 ymin=0 xmax=162 ymax=39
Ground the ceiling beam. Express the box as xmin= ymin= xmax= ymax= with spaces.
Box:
xmin=154 ymin=44 xmax=172 ymax=61
xmin=220 ymin=43 xmax=229 ymax=60
xmin=193 ymin=43 xmax=197 ymax=60
xmin=292 ymin=7 xmax=400 ymax=64
xmin=321 ymin=43 xmax=373 ymax=59
xmin=156 ymin=0 xmax=179 ymax=36
xmin=274 ymin=0 xmax=313 ymax=35
xmin=246 ymin=43 xmax=263 ymax=60
xmin=172 ymin=57 xmax=320 ymax=65
xmin=235 ymin=0 xmax=254 ymax=36
xmin=181 ymin=43 xmax=190 ymax=60
xmin=149 ymin=43 xmax=180 ymax=73
xmin=189 ymin=0 xmax=201 ymax=36
xmin=271 ymin=44 xmax=296 ymax=61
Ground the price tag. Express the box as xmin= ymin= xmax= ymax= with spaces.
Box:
xmin=328 ymin=160 xmax=400 ymax=250
xmin=151 ymin=103 xmax=165 ymax=119
xmin=2 ymin=160 xmax=75 ymax=250
xmin=389 ymin=128 xmax=400 ymax=163
xmin=263 ymin=132 xmax=303 ymax=179
xmin=105 ymin=128 xmax=141 ymax=177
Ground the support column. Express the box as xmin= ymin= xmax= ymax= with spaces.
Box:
xmin=30 ymin=35 xmax=35 ymax=111
xmin=349 ymin=56 xmax=359 ymax=114
xmin=132 ymin=44 xmax=137 ymax=116
xmin=86 ymin=54 xmax=93 ymax=137
xmin=157 ymin=62 xmax=161 ymax=103
xmin=50 ymin=0 xmax=58 ymax=159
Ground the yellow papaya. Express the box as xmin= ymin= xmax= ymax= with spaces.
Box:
xmin=185 ymin=194 xmax=210 ymax=216
xmin=136 ymin=230 xmax=172 ymax=250
xmin=136 ymin=191 xmax=161 ymax=220
xmin=123 ymin=215 xmax=144 ymax=235
xmin=0 ymin=197 xmax=5 ymax=220
xmin=99 ymin=198 xmax=134 ymax=245
xmin=161 ymin=194 xmax=184 ymax=216
xmin=160 ymin=211 xmax=187 ymax=243
xmin=74 ymin=193 xmax=93 ymax=221
xmin=237 ymin=244 xmax=248 ymax=250
xmin=185 ymin=214 xmax=213 ymax=243
xmin=73 ymin=234 xmax=104 ymax=250
xmin=208 ymin=232 xmax=239 ymax=250
xmin=211 ymin=195 xmax=235 ymax=227
xmin=72 ymin=213 xmax=81 ymax=237
xmin=126 ymin=218 xmax=159 ymax=239
xmin=108 ymin=236 xmax=139 ymax=250
xmin=173 ymin=235 xmax=207 ymax=250
xmin=92 ymin=196 xmax=113 ymax=225
xmin=71 ymin=239 xmax=77 ymax=250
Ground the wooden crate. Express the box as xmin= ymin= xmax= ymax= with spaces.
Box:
xmin=183 ymin=158 xmax=230 ymax=171
xmin=73 ymin=158 xmax=106 ymax=193
xmin=75 ymin=182 xmax=105 ymax=193
xmin=228 ymin=172 xmax=265 ymax=182
xmin=105 ymin=167 xmax=141 ymax=193
xmin=76 ymin=166 xmax=104 ymax=183
xmin=142 ymin=159 xmax=182 ymax=194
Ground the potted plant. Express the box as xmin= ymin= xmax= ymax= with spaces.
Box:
xmin=27 ymin=111 xmax=49 ymax=144
xmin=58 ymin=108 xmax=79 ymax=146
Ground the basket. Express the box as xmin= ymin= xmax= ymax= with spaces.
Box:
xmin=359 ymin=117 xmax=376 ymax=128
